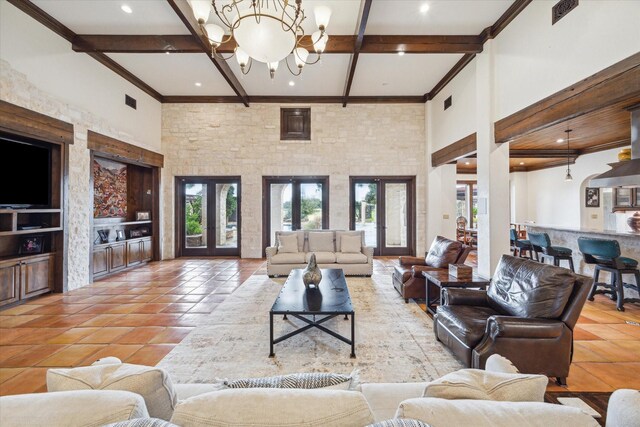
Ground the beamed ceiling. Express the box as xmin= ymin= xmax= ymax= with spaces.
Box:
xmin=8 ymin=0 xmax=531 ymax=106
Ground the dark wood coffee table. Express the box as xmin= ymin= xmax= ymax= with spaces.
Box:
xmin=269 ymin=268 xmax=355 ymax=358
xmin=422 ymin=270 xmax=490 ymax=316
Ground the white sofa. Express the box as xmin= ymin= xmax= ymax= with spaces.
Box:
xmin=266 ymin=230 xmax=373 ymax=277
xmin=2 ymin=358 xmax=631 ymax=427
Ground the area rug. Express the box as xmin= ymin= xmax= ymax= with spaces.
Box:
xmin=158 ymin=274 xmax=463 ymax=384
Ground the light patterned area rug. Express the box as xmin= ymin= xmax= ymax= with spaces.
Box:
xmin=158 ymin=274 xmax=462 ymax=384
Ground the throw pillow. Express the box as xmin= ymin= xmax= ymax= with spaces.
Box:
xmin=341 ymin=234 xmax=362 ymax=253
xmin=367 ymin=419 xmax=431 ymax=427
xmin=104 ymin=418 xmax=179 ymax=427
xmin=485 ymin=354 xmax=520 ymax=374
xmin=308 ymin=231 xmax=335 ymax=252
xmin=422 ymin=369 xmax=547 ymax=402
xmin=425 ymin=236 xmax=462 ymax=268
xmin=277 ymin=233 xmax=299 ymax=253
xmin=47 ymin=363 xmax=177 ymax=420
xmin=218 ymin=371 xmax=359 ymax=391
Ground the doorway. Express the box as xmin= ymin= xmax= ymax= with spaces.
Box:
xmin=349 ymin=177 xmax=415 ymax=256
xmin=263 ymin=176 xmax=329 ymax=250
xmin=175 ymin=177 xmax=241 ymax=257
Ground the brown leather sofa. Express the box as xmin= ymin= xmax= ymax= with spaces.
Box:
xmin=434 ymin=255 xmax=592 ymax=385
xmin=392 ymin=236 xmax=471 ymax=302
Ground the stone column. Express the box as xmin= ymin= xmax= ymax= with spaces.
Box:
xmin=476 ymin=40 xmax=510 ymax=278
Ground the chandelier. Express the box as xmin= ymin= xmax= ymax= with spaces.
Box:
xmin=189 ymin=0 xmax=331 ymax=79
xmin=564 ymin=129 xmax=573 ymax=182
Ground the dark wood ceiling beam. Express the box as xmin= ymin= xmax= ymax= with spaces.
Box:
xmin=73 ymin=35 xmax=202 ymax=53
xmin=6 ymin=0 xmax=163 ymax=101
xmin=162 ymin=95 xmax=424 ymax=104
xmin=425 ymin=0 xmax=533 ymax=101
xmin=510 ymin=149 xmax=579 ymax=158
xmin=361 ymin=35 xmax=483 ymax=54
xmin=432 ymin=133 xmax=477 ymax=167
xmin=166 ymin=0 xmax=249 ymax=107
xmin=342 ymin=0 xmax=373 ymax=108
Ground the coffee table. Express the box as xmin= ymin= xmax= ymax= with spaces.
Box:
xmin=269 ymin=268 xmax=355 ymax=358
xmin=422 ymin=270 xmax=490 ymax=316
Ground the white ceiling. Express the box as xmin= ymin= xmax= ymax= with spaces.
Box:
xmin=107 ymin=53 xmax=236 ymax=96
xmin=25 ymin=0 xmax=517 ymax=98
xmin=367 ymin=0 xmax=513 ymax=35
xmin=350 ymin=53 xmax=463 ymax=96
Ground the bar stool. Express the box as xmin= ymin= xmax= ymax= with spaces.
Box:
xmin=528 ymin=231 xmax=575 ymax=272
xmin=578 ymin=237 xmax=640 ymax=312
xmin=510 ymin=229 xmax=533 ymax=259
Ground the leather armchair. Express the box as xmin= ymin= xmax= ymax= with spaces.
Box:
xmin=392 ymin=236 xmax=471 ymax=302
xmin=434 ymin=255 xmax=592 ymax=386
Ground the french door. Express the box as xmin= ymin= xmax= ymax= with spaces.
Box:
xmin=176 ymin=177 xmax=241 ymax=257
xmin=349 ymin=177 xmax=415 ymax=256
xmin=263 ymin=176 xmax=329 ymax=250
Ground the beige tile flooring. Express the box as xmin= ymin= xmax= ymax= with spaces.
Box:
xmin=0 ymin=257 xmax=638 ymax=396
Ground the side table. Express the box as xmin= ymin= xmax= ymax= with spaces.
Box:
xmin=422 ymin=270 xmax=490 ymax=316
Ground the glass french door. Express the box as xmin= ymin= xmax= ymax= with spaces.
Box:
xmin=350 ymin=177 xmax=415 ymax=256
xmin=177 ymin=177 xmax=240 ymax=256
xmin=263 ymin=177 xmax=329 ymax=248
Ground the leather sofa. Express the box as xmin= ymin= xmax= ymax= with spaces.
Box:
xmin=434 ymin=254 xmax=592 ymax=385
xmin=392 ymin=236 xmax=471 ymax=302
xmin=266 ymin=230 xmax=373 ymax=277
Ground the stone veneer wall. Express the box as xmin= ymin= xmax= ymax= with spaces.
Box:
xmin=0 ymin=60 xmax=155 ymax=290
xmin=162 ymin=103 xmax=427 ymax=259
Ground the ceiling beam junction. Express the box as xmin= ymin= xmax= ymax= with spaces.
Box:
xmin=342 ymin=0 xmax=373 ymax=107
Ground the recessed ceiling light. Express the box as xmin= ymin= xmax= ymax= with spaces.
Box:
xmin=519 ymin=162 xmax=525 ymax=165
xmin=121 ymin=4 xmax=132 ymax=14
xmin=556 ymin=138 xmax=564 ymax=143
xmin=165 ymin=51 xmax=171 ymax=55
xmin=397 ymin=51 xmax=405 ymax=56
xmin=289 ymin=81 xmax=295 ymax=86
xmin=465 ymin=162 xmax=470 ymax=165
xmin=420 ymin=3 xmax=430 ymax=14
xmin=195 ymin=82 xmax=202 ymax=87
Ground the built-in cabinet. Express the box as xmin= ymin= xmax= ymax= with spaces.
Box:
xmin=613 ymin=188 xmax=640 ymax=212
xmin=0 ymin=253 xmax=54 ymax=307
xmin=92 ymin=237 xmax=152 ymax=279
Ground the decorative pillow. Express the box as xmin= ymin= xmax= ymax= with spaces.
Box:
xmin=336 ymin=231 xmax=363 ymax=252
xmin=341 ymin=234 xmax=362 ymax=253
xmin=308 ymin=231 xmax=335 ymax=252
xmin=218 ymin=371 xmax=360 ymax=391
xmin=425 ymin=236 xmax=462 ymax=268
xmin=277 ymin=233 xmax=299 ymax=253
xmin=367 ymin=419 xmax=431 ymax=427
xmin=47 ymin=362 xmax=177 ymax=420
xmin=104 ymin=418 xmax=180 ymax=427
xmin=422 ymin=369 xmax=547 ymax=402
xmin=487 ymin=255 xmax=575 ymax=318
xmin=485 ymin=354 xmax=520 ymax=374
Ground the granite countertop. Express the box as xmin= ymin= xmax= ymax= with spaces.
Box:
xmin=516 ymin=223 xmax=640 ymax=238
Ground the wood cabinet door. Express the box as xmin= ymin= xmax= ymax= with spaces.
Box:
xmin=127 ymin=240 xmax=142 ymax=267
xmin=110 ymin=243 xmax=127 ymax=271
xmin=0 ymin=261 xmax=20 ymax=307
xmin=93 ymin=247 xmax=109 ymax=276
xmin=141 ymin=237 xmax=153 ymax=262
xmin=21 ymin=255 xmax=54 ymax=299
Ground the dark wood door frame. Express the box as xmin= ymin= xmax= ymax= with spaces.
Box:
xmin=349 ymin=176 xmax=416 ymax=256
xmin=174 ymin=176 xmax=242 ymax=258
xmin=262 ymin=176 xmax=330 ymax=256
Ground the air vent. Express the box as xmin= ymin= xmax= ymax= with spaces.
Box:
xmin=125 ymin=94 xmax=137 ymax=110
xmin=444 ymin=96 xmax=452 ymax=111
xmin=552 ymin=0 xmax=579 ymax=24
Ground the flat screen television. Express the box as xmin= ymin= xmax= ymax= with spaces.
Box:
xmin=0 ymin=134 xmax=52 ymax=208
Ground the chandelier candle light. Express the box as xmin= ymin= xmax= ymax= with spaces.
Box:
xmin=189 ymin=0 xmax=331 ymax=79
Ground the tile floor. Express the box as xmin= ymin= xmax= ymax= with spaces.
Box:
xmin=0 ymin=256 xmax=638 ymax=396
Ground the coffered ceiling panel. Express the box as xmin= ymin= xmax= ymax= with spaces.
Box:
xmin=367 ymin=0 xmax=513 ymax=35
xmin=31 ymin=0 xmax=190 ymax=34
xmin=226 ymin=54 xmax=351 ymax=96
xmin=350 ymin=53 xmax=463 ymax=96
xmin=107 ymin=53 xmax=236 ymax=96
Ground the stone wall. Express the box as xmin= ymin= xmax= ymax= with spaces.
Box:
xmin=0 ymin=60 xmax=154 ymax=290
xmin=161 ymin=103 xmax=427 ymax=258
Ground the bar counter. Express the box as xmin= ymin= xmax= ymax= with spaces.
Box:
xmin=522 ymin=224 xmax=639 ymax=299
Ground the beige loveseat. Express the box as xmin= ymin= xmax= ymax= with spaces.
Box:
xmin=266 ymin=230 xmax=374 ymax=277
